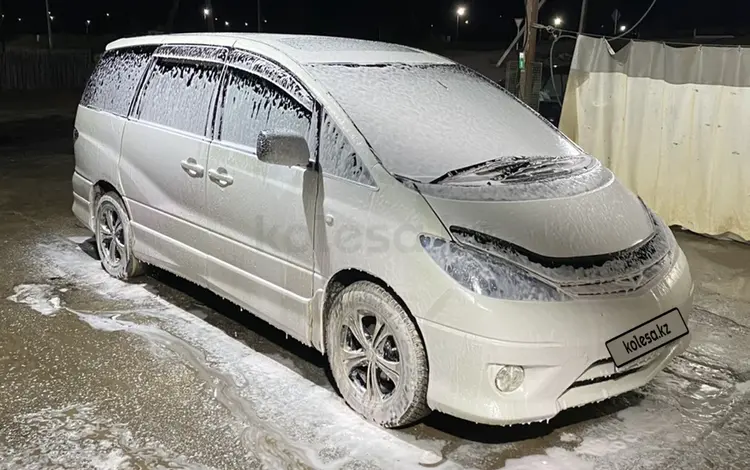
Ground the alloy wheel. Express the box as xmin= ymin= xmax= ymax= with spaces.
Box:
xmin=98 ymin=204 xmax=126 ymax=269
xmin=339 ymin=309 xmax=402 ymax=403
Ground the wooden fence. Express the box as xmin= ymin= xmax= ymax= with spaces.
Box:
xmin=0 ymin=49 xmax=94 ymax=90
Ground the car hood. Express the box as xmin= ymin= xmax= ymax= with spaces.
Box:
xmin=413 ymin=159 xmax=654 ymax=258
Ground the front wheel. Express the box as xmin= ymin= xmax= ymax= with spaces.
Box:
xmin=94 ymin=192 xmax=145 ymax=280
xmin=325 ymin=281 xmax=430 ymax=428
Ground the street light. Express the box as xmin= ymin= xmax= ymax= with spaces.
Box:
xmin=224 ymin=20 xmax=230 ymax=28
xmin=85 ymin=19 xmax=91 ymax=35
xmin=553 ymin=16 xmax=563 ymax=27
xmin=619 ymin=24 xmax=627 ymax=32
xmin=455 ymin=5 xmax=467 ymax=41
xmin=203 ymin=8 xmax=210 ymax=17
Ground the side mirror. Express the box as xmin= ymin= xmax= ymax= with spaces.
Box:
xmin=256 ymin=131 xmax=311 ymax=168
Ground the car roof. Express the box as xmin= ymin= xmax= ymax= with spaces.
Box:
xmin=107 ymin=33 xmax=453 ymax=66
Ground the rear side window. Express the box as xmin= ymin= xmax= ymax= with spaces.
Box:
xmin=218 ymin=67 xmax=312 ymax=150
xmin=136 ymin=59 xmax=222 ymax=136
xmin=81 ymin=46 xmax=154 ymax=116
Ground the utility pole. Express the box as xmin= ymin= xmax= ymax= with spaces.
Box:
xmin=578 ymin=0 xmax=588 ymax=34
xmin=257 ymin=0 xmax=262 ymax=32
xmin=44 ymin=0 xmax=53 ymax=49
xmin=520 ymin=0 xmax=539 ymax=105
xmin=495 ymin=0 xmax=547 ymax=68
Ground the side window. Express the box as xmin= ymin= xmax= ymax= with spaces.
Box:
xmin=319 ymin=112 xmax=375 ymax=186
xmin=81 ymin=46 xmax=154 ymax=116
xmin=136 ymin=59 xmax=222 ymax=136
xmin=218 ymin=67 xmax=312 ymax=150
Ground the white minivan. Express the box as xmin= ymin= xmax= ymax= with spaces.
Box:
xmin=72 ymin=33 xmax=693 ymax=428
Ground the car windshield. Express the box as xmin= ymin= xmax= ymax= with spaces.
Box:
xmin=306 ymin=63 xmax=581 ymax=182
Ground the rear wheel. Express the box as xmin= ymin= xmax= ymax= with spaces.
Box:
xmin=94 ymin=192 xmax=144 ymax=280
xmin=325 ymin=281 xmax=430 ymax=428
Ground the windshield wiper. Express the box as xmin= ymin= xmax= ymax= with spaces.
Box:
xmin=430 ymin=157 xmax=530 ymax=184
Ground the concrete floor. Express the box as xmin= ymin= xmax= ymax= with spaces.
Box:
xmin=1 ymin=109 xmax=750 ymax=469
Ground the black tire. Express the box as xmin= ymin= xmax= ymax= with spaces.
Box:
xmin=94 ymin=192 xmax=145 ymax=280
xmin=325 ymin=281 xmax=430 ymax=428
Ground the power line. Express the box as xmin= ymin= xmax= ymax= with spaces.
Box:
xmin=610 ymin=0 xmax=658 ymax=40
xmin=549 ymin=33 xmax=577 ymax=106
xmin=549 ymin=25 xmax=736 ymax=47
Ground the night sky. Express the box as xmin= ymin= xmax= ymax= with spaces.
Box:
xmin=1 ymin=0 xmax=748 ymax=44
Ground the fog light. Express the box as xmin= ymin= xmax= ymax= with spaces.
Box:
xmin=495 ymin=365 xmax=525 ymax=393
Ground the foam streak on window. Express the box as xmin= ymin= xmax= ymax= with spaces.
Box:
xmin=319 ymin=112 xmax=374 ymax=186
xmin=227 ymin=52 xmax=313 ymax=111
xmin=81 ymin=46 xmax=154 ymax=116
xmin=219 ymin=68 xmax=312 ymax=150
xmin=137 ymin=60 xmax=221 ymax=136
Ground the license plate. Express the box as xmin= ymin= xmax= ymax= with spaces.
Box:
xmin=605 ymin=308 xmax=689 ymax=368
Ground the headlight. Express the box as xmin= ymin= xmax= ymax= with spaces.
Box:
xmin=420 ymin=235 xmax=569 ymax=302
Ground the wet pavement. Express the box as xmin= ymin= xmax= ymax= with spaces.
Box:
xmin=1 ymin=109 xmax=750 ymax=469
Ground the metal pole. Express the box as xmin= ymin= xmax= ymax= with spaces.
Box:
xmin=44 ymin=0 xmax=52 ymax=49
xmin=206 ymin=0 xmax=215 ymax=32
xmin=0 ymin=0 xmax=5 ymax=53
xmin=578 ymin=0 xmax=588 ymax=34
xmin=520 ymin=0 xmax=539 ymax=104
xmin=257 ymin=0 xmax=262 ymax=32
xmin=455 ymin=14 xmax=459 ymax=40
xmin=612 ymin=9 xmax=620 ymax=35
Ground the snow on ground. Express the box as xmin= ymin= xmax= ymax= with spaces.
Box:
xmin=7 ymin=237 xmax=468 ymax=470
xmin=502 ymin=449 xmax=595 ymax=470
xmin=7 ymin=284 xmax=61 ymax=316
xmin=6 ymin=236 xmax=750 ymax=469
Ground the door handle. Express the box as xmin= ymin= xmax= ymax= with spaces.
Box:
xmin=208 ymin=168 xmax=234 ymax=187
xmin=180 ymin=158 xmax=205 ymax=178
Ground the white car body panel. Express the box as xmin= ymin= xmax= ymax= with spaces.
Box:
xmin=418 ymin=248 xmax=692 ymax=424
xmin=310 ymin=164 xmax=452 ymax=345
xmin=204 ymin=141 xmax=318 ymax=341
xmin=71 ymin=33 xmax=694 ymax=426
xmin=120 ymin=121 xmax=211 ymax=286
xmin=421 ymin=178 xmax=654 ymax=258
xmin=72 ymin=107 xmax=128 ymax=230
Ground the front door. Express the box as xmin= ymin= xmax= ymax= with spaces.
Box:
xmin=120 ymin=54 xmax=224 ymax=286
xmin=204 ymin=56 xmax=318 ymax=341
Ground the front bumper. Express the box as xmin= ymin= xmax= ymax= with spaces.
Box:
xmin=417 ymin=247 xmax=693 ymax=425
